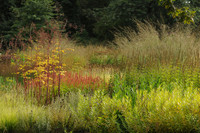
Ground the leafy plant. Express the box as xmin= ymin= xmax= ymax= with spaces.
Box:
xmin=12 ymin=40 xmax=74 ymax=104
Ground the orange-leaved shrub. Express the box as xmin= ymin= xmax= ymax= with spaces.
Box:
xmin=13 ymin=40 xmax=74 ymax=104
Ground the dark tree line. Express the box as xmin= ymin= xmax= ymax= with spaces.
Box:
xmin=0 ymin=0 xmax=199 ymax=48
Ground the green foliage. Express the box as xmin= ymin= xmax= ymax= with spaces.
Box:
xmin=0 ymin=0 xmax=55 ymax=49
xmin=158 ymin=0 xmax=196 ymax=24
xmin=0 ymin=77 xmax=16 ymax=91
xmin=12 ymin=0 xmax=55 ymax=30
xmin=189 ymin=0 xmax=200 ymax=26
xmin=0 ymin=0 xmax=23 ymax=45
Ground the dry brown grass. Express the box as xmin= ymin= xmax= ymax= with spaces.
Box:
xmin=113 ymin=23 xmax=200 ymax=69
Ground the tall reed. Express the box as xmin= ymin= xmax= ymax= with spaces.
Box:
xmin=113 ymin=23 xmax=200 ymax=69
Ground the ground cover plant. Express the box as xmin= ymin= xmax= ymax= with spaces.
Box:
xmin=1 ymin=23 xmax=200 ymax=132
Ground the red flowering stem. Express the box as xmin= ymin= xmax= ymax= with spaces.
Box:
xmin=52 ymin=68 xmax=55 ymax=99
xmin=46 ymin=44 xmax=50 ymax=104
xmin=58 ymin=71 xmax=61 ymax=97
xmin=38 ymin=81 xmax=41 ymax=103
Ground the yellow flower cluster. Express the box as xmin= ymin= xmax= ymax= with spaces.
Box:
xmin=14 ymin=43 xmax=74 ymax=87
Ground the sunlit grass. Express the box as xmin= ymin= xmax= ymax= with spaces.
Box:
xmin=1 ymin=85 xmax=200 ymax=132
xmin=129 ymin=86 xmax=200 ymax=132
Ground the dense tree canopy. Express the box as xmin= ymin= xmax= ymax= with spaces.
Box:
xmin=0 ymin=0 xmax=54 ymax=48
xmin=0 ymin=0 xmax=199 ymax=47
xmin=56 ymin=0 xmax=198 ymax=41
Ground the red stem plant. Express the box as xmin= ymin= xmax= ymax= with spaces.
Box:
xmin=61 ymin=71 xmax=107 ymax=91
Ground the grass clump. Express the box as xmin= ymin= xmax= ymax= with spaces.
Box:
xmin=129 ymin=86 xmax=200 ymax=132
xmin=114 ymin=23 xmax=200 ymax=69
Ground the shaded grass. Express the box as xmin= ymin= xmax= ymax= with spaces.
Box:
xmin=0 ymin=91 xmax=69 ymax=133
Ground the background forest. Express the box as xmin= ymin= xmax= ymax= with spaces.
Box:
xmin=0 ymin=0 xmax=200 ymax=47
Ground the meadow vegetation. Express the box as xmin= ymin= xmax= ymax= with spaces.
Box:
xmin=1 ymin=23 xmax=200 ymax=132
